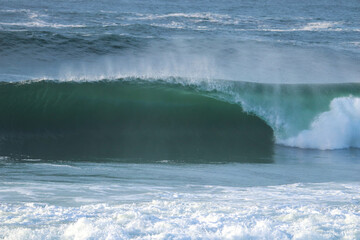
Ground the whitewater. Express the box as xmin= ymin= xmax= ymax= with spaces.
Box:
xmin=0 ymin=0 xmax=360 ymax=239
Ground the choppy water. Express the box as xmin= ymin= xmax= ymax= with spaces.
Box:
xmin=0 ymin=0 xmax=360 ymax=239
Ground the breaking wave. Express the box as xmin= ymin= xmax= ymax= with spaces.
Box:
xmin=0 ymin=77 xmax=359 ymax=160
xmin=279 ymin=96 xmax=360 ymax=150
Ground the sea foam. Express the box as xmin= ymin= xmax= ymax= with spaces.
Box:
xmin=279 ymin=97 xmax=360 ymax=150
xmin=1 ymin=183 xmax=359 ymax=240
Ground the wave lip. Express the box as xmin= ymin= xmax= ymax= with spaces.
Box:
xmin=279 ymin=97 xmax=360 ymax=150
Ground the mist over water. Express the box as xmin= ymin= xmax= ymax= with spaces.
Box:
xmin=1 ymin=39 xmax=360 ymax=84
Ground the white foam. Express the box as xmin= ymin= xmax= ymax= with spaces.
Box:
xmin=0 ymin=8 xmax=85 ymax=28
xmin=132 ymin=12 xmax=230 ymax=20
xmin=300 ymin=21 xmax=341 ymax=31
xmin=0 ymin=21 xmax=85 ymax=28
xmin=0 ymin=182 xmax=359 ymax=239
xmin=279 ymin=97 xmax=360 ymax=150
xmin=150 ymin=21 xmax=186 ymax=29
xmin=259 ymin=21 xmax=354 ymax=32
xmin=128 ymin=12 xmax=240 ymax=27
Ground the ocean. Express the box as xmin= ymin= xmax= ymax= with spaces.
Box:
xmin=0 ymin=0 xmax=360 ymax=239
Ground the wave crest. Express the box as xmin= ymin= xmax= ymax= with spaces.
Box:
xmin=279 ymin=97 xmax=360 ymax=150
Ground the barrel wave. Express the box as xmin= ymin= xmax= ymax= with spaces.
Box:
xmin=1 ymin=78 xmax=360 ymax=161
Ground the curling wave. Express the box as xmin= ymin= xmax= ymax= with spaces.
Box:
xmin=0 ymin=78 xmax=359 ymax=160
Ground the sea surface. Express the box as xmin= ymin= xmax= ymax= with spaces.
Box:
xmin=0 ymin=0 xmax=360 ymax=239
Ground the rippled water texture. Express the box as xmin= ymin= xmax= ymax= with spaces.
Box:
xmin=1 ymin=0 xmax=360 ymax=239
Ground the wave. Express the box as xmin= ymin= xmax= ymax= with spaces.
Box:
xmin=279 ymin=97 xmax=360 ymax=150
xmin=0 ymin=79 xmax=273 ymax=160
xmin=0 ymin=78 xmax=359 ymax=160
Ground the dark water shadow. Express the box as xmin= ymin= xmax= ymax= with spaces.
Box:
xmin=0 ymin=80 xmax=275 ymax=163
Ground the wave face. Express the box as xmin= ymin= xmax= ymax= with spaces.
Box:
xmin=0 ymin=79 xmax=273 ymax=161
xmin=1 ymin=78 xmax=360 ymax=160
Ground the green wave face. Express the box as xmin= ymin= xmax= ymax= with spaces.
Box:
xmin=0 ymin=80 xmax=274 ymax=162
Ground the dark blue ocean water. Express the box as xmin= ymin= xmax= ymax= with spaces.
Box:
xmin=0 ymin=0 xmax=360 ymax=239
xmin=1 ymin=0 xmax=359 ymax=82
